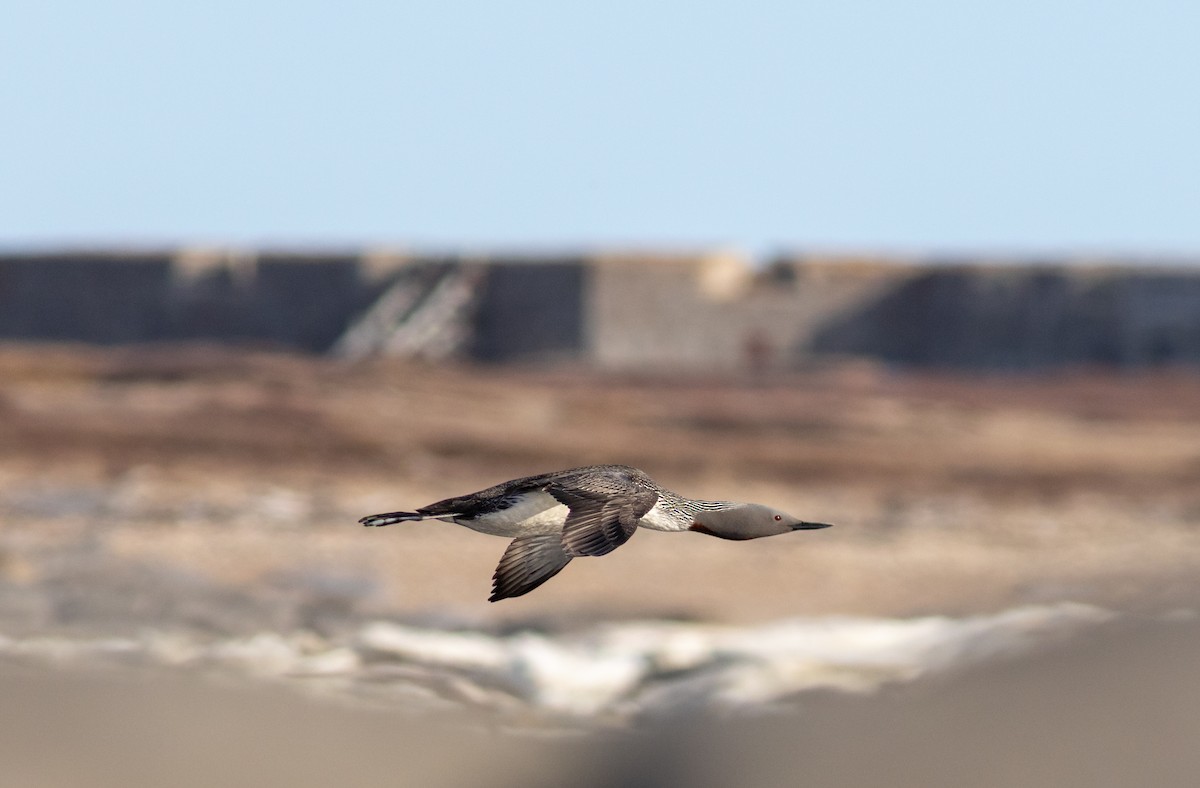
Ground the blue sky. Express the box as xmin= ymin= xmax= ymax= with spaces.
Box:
xmin=2 ymin=1 xmax=1197 ymax=257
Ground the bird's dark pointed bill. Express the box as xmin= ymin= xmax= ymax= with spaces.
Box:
xmin=793 ymin=521 xmax=834 ymax=530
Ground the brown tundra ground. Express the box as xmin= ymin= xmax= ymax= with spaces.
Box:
xmin=1 ymin=342 xmax=1198 ymax=625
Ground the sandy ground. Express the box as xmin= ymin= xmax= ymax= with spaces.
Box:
xmin=2 ymin=344 xmax=1200 ymax=785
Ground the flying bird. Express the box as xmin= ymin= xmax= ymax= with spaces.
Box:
xmin=360 ymin=464 xmax=833 ymax=602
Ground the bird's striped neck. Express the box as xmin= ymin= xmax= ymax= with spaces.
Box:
xmin=657 ymin=489 xmax=739 ymax=517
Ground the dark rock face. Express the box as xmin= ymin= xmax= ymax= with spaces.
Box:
xmin=0 ymin=252 xmax=380 ymax=352
xmin=4 ymin=252 xmax=1200 ymax=368
xmin=0 ymin=253 xmax=590 ymax=359
xmin=0 ymin=253 xmax=175 ymax=344
xmin=469 ymin=260 xmax=587 ymax=362
xmin=809 ymin=267 xmax=1200 ymax=369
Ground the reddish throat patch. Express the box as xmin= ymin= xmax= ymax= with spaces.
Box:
xmin=689 ymin=521 xmax=752 ymax=541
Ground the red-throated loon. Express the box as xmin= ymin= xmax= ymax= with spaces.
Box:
xmin=360 ymin=464 xmax=833 ymax=602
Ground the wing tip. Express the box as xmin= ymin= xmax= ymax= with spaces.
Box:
xmin=488 ymin=581 xmax=527 ymax=603
xmin=489 ymin=535 xmax=573 ymax=602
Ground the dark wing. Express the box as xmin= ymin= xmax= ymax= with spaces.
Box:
xmin=416 ymin=471 xmax=559 ymax=520
xmin=490 ymin=534 xmax=573 ymax=602
xmin=548 ymin=480 xmax=658 ymax=558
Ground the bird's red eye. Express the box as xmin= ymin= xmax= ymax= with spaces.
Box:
xmin=774 ymin=515 xmax=782 ymax=521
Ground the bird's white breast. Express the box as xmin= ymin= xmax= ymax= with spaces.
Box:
xmin=637 ymin=504 xmax=689 ymax=532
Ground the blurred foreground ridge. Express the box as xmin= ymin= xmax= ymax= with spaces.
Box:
xmin=4 ymin=249 xmax=1200 ymax=369
xmin=0 ymin=602 xmax=1112 ymax=722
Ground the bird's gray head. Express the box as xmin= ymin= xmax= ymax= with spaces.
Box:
xmin=689 ymin=503 xmax=833 ymax=541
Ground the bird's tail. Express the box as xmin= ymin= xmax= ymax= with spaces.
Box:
xmin=359 ymin=510 xmax=426 ymax=527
